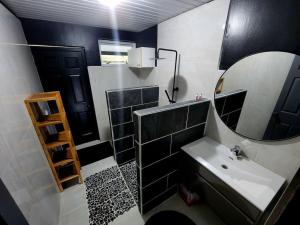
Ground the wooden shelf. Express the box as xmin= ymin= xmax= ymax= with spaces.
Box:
xmin=24 ymin=91 xmax=82 ymax=192
xmin=45 ymin=130 xmax=71 ymax=149
xmin=35 ymin=113 xmax=64 ymax=127
xmin=54 ymin=159 xmax=74 ymax=167
xmin=46 ymin=140 xmax=70 ymax=149
xmin=25 ymin=91 xmax=60 ymax=102
xmin=60 ymin=174 xmax=80 ymax=183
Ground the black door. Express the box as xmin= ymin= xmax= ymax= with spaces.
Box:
xmin=264 ymin=56 xmax=300 ymax=140
xmin=31 ymin=47 xmax=99 ymax=145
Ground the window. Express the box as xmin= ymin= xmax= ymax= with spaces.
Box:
xmin=98 ymin=40 xmax=136 ymax=65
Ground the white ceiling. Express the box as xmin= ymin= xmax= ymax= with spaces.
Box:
xmin=2 ymin=0 xmax=212 ymax=32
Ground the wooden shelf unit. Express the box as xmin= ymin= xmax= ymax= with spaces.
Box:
xmin=25 ymin=91 xmax=82 ymax=192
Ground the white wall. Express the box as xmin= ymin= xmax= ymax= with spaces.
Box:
xmin=88 ymin=65 xmax=143 ymax=141
xmin=223 ymin=52 xmax=294 ymax=140
xmin=140 ymin=0 xmax=300 ymax=182
xmin=0 ymin=4 xmax=60 ymax=225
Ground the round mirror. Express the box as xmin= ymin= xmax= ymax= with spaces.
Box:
xmin=214 ymin=52 xmax=300 ymax=141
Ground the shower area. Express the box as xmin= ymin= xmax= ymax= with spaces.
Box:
xmin=87 ymin=43 xmax=202 ymax=215
xmin=105 ymin=86 xmax=160 ymax=202
xmin=103 ymin=83 xmax=210 ymax=214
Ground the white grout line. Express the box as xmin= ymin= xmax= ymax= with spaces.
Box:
xmin=138 ymin=115 xmax=143 ymax=214
xmin=109 ymin=101 xmax=159 ymax=111
xmin=221 ymin=107 xmax=242 ymax=117
xmin=166 ymin=174 xmax=169 ymax=189
xmin=110 ymin=105 xmax=131 ymax=112
xmin=169 ymin=135 xmax=172 ymax=155
xmin=113 ymin=134 xmax=134 ymax=142
xmin=185 ymin=105 xmax=190 ymax=129
xmin=215 ymin=89 xmax=246 ymax=99
xmin=117 ymin=162 xmax=138 ymax=206
xmin=112 ymin=120 xmax=133 ymax=128
xmin=106 ymin=85 xmax=159 ymax=93
xmin=141 ymin=122 xmax=207 ymax=146
xmin=221 ymin=96 xmax=227 ymax=116
xmin=143 ymin=184 xmax=178 ymax=206
xmin=118 ymin=159 xmax=135 ymax=166
xmin=142 ymin=170 xmax=178 ymax=189
xmin=141 ymin=89 xmax=143 ymax=104
xmin=106 ymin=91 xmax=117 ymax=160
xmin=116 ymin=147 xmax=135 ymax=155
xmin=203 ymin=103 xmax=211 ymax=136
xmin=142 ymin=152 xmax=180 ymax=170
xmin=135 ymin=99 xmax=210 ymax=117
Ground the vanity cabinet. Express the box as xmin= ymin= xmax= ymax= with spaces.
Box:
xmin=128 ymin=47 xmax=155 ymax=68
xmin=179 ymin=152 xmax=261 ymax=225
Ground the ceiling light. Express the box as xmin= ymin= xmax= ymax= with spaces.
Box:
xmin=98 ymin=0 xmax=123 ymax=8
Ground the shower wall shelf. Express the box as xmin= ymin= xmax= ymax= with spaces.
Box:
xmin=24 ymin=91 xmax=82 ymax=192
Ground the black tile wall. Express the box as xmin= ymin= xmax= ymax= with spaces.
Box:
xmin=113 ymin=122 xmax=134 ymax=140
xmin=141 ymin=135 xmax=171 ymax=167
xmin=133 ymin=114 xmax=139 ymax=142
xmin=187 ymin=101 xmax=210 ymax=127
xmin=141 ymin=107 xmax=188 ymax=143
xmin=116 ymin=148 xmax=135 ymax=165
xmin=171 ymin=124 xmax=205 ymax=154
xmin=227 ymin=110 xmax=242 ymax=129
xmin=141 ymin=154 xmax=178 ymax=187
xmin=142 ymin=87 xmax=159 ymax=104
xmin=142 ymin=177 xmax=168 ymax=203
xmin=108 ymin=89 xmax=142 ymax=109
xmin=106 ymin=86 xmax=159 ymax=166
xmin=215 ymin=97 xmax=225 ymax=114
xmin=222 ymin=91 xmax=246 ymax=114
xmin=134 ymin=100 xmax=210 ymax=214
xmin=168 ymin=171 xmax=178 ymax=188
xmin=111 ymin=107 xmax=132 ymax=125
xmin=142 ymin=186 xmax=177 ymax=214
xmin=114 ymin=136 xmax=133 ymax=153
xmin=132 ymin=102 xmax=158 ymax=112
xmin=215 ymin=90 xmax=247 ymax=132
xmin=135 ymin=143 xmax=139 ymax=165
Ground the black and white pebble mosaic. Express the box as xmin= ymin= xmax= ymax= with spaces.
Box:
xmin=85 ymin=165 xmax=136 ymax=225
xmin=120 ymin=161 xmax=138 ymax=203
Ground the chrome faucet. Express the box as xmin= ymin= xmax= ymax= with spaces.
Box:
xmin=230 ymin=145 xmax=243 ymax=159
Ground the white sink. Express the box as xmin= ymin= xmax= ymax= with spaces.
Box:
xmin=181 ymin=137 xmax=286 ymax=212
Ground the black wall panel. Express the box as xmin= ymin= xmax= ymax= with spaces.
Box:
xmin=21 ymin=18 xmax=157 ymax=66
xmin=134 ymin=100 xmax=210 ymax=214
xmin=219 ymin=0 xmax=300 ymax=70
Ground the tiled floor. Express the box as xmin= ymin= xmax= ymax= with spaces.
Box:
xmin=143 ymin=194 xmax=225 ymax=225
xmin=59 ymin=156 xmax=224 ymax=225
xmin=59 ymin=157 xmax=143 ymax=225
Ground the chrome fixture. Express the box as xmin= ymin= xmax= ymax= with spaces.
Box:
xmin=230 ymin=145 xmax=243 ymax=159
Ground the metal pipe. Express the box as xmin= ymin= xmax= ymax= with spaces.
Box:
xmin=157 ymin=48 xmax=179 ymax=104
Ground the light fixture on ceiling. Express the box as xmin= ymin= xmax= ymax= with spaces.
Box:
xmin=98 ymin=0 xmax=123 ymax=8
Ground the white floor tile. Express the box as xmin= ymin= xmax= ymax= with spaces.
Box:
xmin=143 ymin=194 xmax=225 ymax=225
xmin=108 ymin=206 xmax=144 ymax=225
xmin=60 ymin=156 xmax=224 ymax=225
xmin=81 ymin=156 xmax=117 ymax=178
xmin=60 ymin=184 xmax=87 ymax=216
xmin=60 ymin=205 xmax=89 ymax=225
